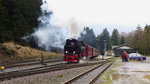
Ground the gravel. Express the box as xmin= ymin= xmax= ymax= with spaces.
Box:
xmin=0 ymin=64 xmax=98 ymax=84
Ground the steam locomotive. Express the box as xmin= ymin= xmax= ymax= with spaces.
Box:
xmin=64 ymin=38 xmax=100 ymax=62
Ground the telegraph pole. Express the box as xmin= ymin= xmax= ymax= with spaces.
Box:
xmin=102 ymin=40 xmax=106 ymax=60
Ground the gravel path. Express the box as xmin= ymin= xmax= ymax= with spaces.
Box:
xmin=101 ymin=57 xmax=150 ymax=84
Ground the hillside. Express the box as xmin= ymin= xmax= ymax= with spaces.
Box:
xmin=0 ymin=42 xmax=63 ymax=65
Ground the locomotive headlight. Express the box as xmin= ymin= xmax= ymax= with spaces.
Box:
xmin=73 ymin=51 xmax=75 ymax=53
xmin=66 ymin=51 xmax=68 ymax=53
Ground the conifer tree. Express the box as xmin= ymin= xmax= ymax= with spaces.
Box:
xmin=111 ymin=29 xmax=119 ymax=45
xmin=97 ymin=28 xmax=111 ymax=52
xmin=120 ymin=36 xmax=125 ymax=45
xmin=79 ymin=27 xmax=96 ymax=48
xmin=0 ymin=0 xmax=42 ymax=45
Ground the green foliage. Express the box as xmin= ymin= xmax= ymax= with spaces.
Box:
xmin=143 ymin=25 xmax=150 ymax=55
xmin=125 ymin=25 xmax=150 ymax=55
xmin=119 ymin=36 xmax=125 ymax=45
xmin=79 ymin=27 xmax=112 ymax=52
xmin=78 ymin=27 xmax=96 ymax=48
xmin=97 ymin=28 xmax=112 ymax=52
xmin=111 ymin=29 xmax=119 ymax=45
xmin=0 ymin=0 xmax=42 ymax=44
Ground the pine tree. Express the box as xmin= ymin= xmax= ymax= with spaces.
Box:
xmin=133 ymin=25 xmax=143 ymax=51
xmin=78 ymin=27 xmax=96 ymax=48
xmin=120 ymin=36 xmax=125 ymax=45
xmin=0 ymin=0 xmax=42 ymax=45
xmin=125 ymin=24 xmax=150 ymax=55
xmin=97 ymin=28 xmax=111 ymax=52
xmin=143 ymin=25 xmax=150 ymax=54
xmin=111 ymin=29 xmax=119 ymax=45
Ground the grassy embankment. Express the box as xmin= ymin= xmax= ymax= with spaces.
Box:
xmin=0 ymin=42 xmax=63 ymax=65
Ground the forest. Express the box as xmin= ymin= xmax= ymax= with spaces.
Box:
xmin=0 ymin=0 xmax=42 ymax=45
xmin=0 ymin=0 xmax=150 ymax=55
xmin=125 ymin=25 xmax=150 ymax=55
xmin=80 ymin=25 xmax=150 ymax=55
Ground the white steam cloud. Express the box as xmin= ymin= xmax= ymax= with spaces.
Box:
xmin=24 ymin=0 xmax=82 ymax=51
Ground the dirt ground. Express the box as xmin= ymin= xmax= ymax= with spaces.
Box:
xmin=102 ymin=57 xmax=150 ymax=84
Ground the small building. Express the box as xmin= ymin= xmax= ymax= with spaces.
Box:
xmin=113 ymin=45 xmax=137 ymax=57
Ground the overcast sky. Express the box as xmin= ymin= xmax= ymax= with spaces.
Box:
xmin=46 ymin=0 xmax=150 ymax=35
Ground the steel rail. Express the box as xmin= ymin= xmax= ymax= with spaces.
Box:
xmin=89 ymin=62 xmax=113 ymax=84
xmin=5 ymin=58 xmax=63 ymax=68
xmin=0 ymin=60 xmax=110 ymax=81
xmin=64 ymin=60 xmax=114 ymax=84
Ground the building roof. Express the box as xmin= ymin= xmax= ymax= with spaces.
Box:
xmin=118 ymin=46 xmax=132 ymax=49
xmin=113 ymin=45 xmax=132 ymax=49
xmin=112 ymin=46 xmax=119 ymax=49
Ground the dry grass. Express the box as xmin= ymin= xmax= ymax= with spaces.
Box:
xmin=144 ymin=75 xmax=150 ymax=80
xmin=0 ymin=42 xmax=63 ymax=65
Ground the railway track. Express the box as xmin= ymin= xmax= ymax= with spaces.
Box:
xmin=5 ymin=58 xmax=63 ymax=68
xmin=0 ymin=60 xmax=111 ymax=81
xmin=64 ymin=60 xmax=114 ymax=84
